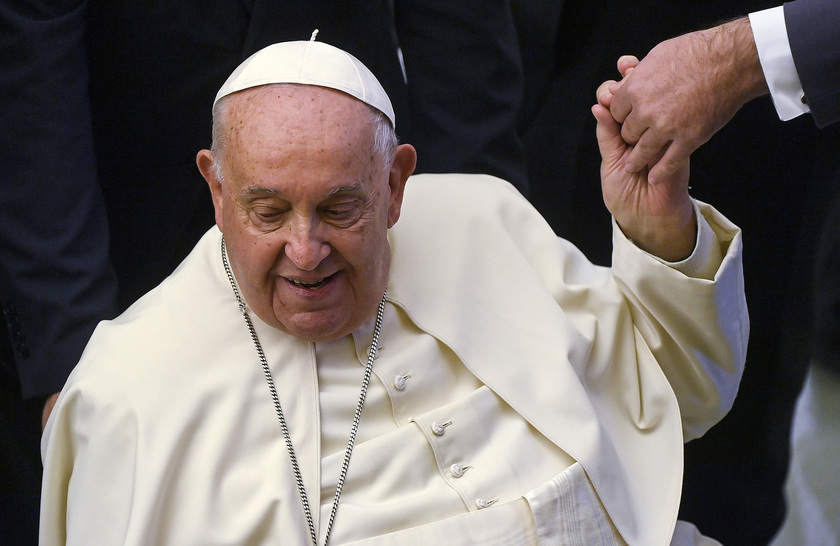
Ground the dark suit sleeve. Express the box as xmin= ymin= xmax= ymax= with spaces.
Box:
xmin=784 ymin=0 xmax=840 ymax=128
xmin=0 ymin=0 xmax=117 ymax=399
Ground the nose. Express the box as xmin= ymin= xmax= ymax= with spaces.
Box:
xmin=284 ymin=215 xmax=330 ymax=271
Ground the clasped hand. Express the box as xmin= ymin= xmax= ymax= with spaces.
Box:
xmin=593 ymin=58 xmax=696 ymax=262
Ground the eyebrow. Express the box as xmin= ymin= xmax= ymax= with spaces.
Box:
xmin=242 ymin=187 xmax=282 ymax=198
xmin=240 ymin=182 xmax=364 ymax=200
xmin=325 ymin=182 xmax=363 ymax=197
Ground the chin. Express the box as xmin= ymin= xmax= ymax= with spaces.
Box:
xmin=278 ymin=312 xmax=356 ymax=343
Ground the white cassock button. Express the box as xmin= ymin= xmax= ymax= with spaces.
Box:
xmin=394 ymin=374 xmax=410 ymax=391
xmin=431 ymin=420 xmax=452 ymax=436
xmin=475 ymin=498 xmax=498 ymax=510
xmin=450 ymin=464 xmax=470 ymax=478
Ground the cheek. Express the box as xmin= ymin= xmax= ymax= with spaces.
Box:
xmin=253 ymin=238 xmax=285 ymax=274
xmin=349 ymin=231 xmax=391 ymax=285
xmin=228 ymin=231 xmax=283 ymax=282
xmin=335 ymin=224 xmax=382 ymax=264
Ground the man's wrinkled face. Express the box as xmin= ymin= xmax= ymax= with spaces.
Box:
xmin=201 ymin=86 xmax=409 ymax=342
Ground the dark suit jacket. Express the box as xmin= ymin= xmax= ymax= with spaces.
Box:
xmin=1 ymin=0 xmax=118 ymax=400
xmin=783 ymin=0 xmax=840 ymax=370
xmin=785 ymin=0 xmax=840 ymax=128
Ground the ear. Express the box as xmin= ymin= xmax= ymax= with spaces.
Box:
xmin=386 ymin=144 xmax=417 ymax=228
xmin=196 ymin=149 xmax=225 ymax=230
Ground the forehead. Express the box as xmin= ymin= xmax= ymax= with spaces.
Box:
xmin=222 ymin=85 xmax=380 ymax=194
xmin=226 ymin=85 xmax=373 ymax=150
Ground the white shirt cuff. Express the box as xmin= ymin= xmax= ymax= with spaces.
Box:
xmin=749 ymin=6 xmax=810 ymax=121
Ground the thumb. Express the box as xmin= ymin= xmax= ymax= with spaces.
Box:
xmin=592 ymin=104 xmax=626 ymax=169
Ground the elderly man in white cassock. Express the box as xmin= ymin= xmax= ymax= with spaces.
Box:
xmin=40 ymin=36 xmax=747 ymax=546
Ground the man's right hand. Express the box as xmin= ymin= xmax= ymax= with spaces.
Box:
xmin=607 ymin=17 xmax=770 ymax=184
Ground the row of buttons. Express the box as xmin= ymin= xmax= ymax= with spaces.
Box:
xmin=383 ymin=350 xmax=499 ymax=511
xmin=430 ymin=419 xmax=498 ymax=510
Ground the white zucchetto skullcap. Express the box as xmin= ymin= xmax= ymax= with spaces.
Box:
xmin=214 ymin=33 xmax=396 ymax=127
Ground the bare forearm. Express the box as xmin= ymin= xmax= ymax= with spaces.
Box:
xmin=702 ymin=17 xmax=769 ymax=106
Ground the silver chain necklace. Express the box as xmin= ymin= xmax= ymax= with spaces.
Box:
xmin=221 ymin=236 xmax=385 ymax=546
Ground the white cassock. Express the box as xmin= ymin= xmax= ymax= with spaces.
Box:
xmin=40 ymin=174 xmax=747 ymax=545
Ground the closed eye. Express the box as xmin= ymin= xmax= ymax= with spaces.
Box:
xmin=251 ymin=206 xmax=288 ymax=225
xmin=320 ymin=202 xmax=362 ymax=225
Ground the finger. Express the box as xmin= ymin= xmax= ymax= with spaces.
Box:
xmin=596 ymin=80 xmax=617 ymax=107
xmin=616 ymin=55 xmax=639 ymax=77
xmin=624 ymin=128 xmax=672 ymax=173
xmin=608 ymin=76 xmax=627 ymax=95
xmin=647 ymin=142 xmax=692 ymax=185
xmin=609 ymin=83 xmax=632 ymax=124
xmin=608 ymin=65 xmax=636 ymax=97
xmin=618 ymin=110 xmax=649 ymax=146
xmin=592 ymin=104 xmax=625 ymax=167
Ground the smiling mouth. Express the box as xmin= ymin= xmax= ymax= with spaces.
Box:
xmin=286 ymin=275 xmax=333 ymax=290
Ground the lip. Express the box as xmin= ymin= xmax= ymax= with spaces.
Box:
xmin=287 ymin=276 xmax=330 ymax=289
xmin=279 ymin=272 xmax=339 ymax=297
